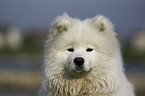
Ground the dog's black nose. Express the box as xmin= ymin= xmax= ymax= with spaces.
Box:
xmin=74 ymin=57 xmax=84 ymax=66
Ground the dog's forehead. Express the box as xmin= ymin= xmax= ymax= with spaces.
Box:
xmin=69 ymin=22 xmax=97 ymax=36
xmin=66 ymin=24 xmax=100 ymax=42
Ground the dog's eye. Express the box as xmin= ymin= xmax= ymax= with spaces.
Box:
xmin=86 ymin=48 xmax=93 ymax=52
xmin=67 ymin=48 xmax=74 ymax=52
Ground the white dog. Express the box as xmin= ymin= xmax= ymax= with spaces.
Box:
xmin=39 ymin=13 xmax=135 ymax=96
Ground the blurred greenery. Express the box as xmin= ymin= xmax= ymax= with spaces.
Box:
xmin=122 ymin=47 xmax=145 ymax=62
xmin=0 ymin=37 xmax=44 ymax=56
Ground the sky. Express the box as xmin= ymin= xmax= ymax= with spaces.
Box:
xmin=0 ymin=0 xmax=145 ymax=36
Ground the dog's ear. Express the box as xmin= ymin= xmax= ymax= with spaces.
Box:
xmin=93 ymin=15 xmax=114 ymax=32
xmin=50 ymin=13 xmax=72 ymax=37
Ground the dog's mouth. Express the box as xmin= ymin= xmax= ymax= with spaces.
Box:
xmin=74 ymin=67 xmax=92 ymax=74
xmin=63 ymin=67 xmax=92 ymax=79
xmin=75 ymin=67 xmax=84 ymax=73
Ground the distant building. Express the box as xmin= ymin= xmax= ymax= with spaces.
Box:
xmin=131 ymin=30 xmax=145 ymax=52
xmin=0 ymin=26 xmax=23 ymax=50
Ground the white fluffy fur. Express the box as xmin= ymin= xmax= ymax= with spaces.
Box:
xmin=39 ymin=13 xmax=135 ymax=96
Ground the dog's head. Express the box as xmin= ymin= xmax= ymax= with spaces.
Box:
xmin=46 ymin=13 xmax=118 ymax=76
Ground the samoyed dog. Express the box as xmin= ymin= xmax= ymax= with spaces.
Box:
xmin=39 ymin=13 xmax=135 ymax=96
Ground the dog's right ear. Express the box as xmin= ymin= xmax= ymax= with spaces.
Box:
xmin=50 ymin=13 xmax=72 ymax=37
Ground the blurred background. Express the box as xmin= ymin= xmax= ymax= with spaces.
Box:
xmin=0 ymin=0 xmax=145 ymax=96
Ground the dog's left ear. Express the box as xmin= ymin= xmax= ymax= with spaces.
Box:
xmin=93 ymin=15 xmax=114 ymax=32
xmin=50 ymin=13 xmax=72 ymax=37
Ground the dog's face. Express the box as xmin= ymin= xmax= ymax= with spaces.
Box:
xmin=65 ymin=44 xmax=96 ymax=73
xmin=48 ymin=13 xmax=116 ymax=76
